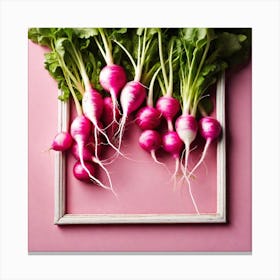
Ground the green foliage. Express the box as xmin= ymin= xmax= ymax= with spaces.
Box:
xmin=74 ymin=28 xmax=99 ymax=39
xmin=28 ymin=28 xmax=104 ymax=102
xmin=178 ymin=28 xmax=251 ymax=115
xmin=28 ymin=27 xmax=251 ymax=115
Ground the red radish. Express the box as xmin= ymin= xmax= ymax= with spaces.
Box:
xmin=120 ymin=81 xmax=146 ymax=115
xmin=73 ymin=161 xmax=96 ymax=183
xmin=175 ymin=114 xmax=200 ymax=214
xmin=138 ymin=130 xmax=162 ymax=164
xmin=99 ymin=64 xmax=126 ymax=122
xmin=175 ymin=114 xmax=198 ymax=169
xmin=50 ymin=131 xmax=73 ymax=151
xmin=136 ymin=106 xmax=161 ymax=130
xmin=70 ymin=115 xmax=111 ymax=190
xmin=82 ymin=87 xmax=104 ymax=121
xmin=199 ymin=116 xmax=221 ymax=140
xmin=162 ymin=131 xmax=184 ymax=184
xmin=162 ymin=131 xmax=184 ymax=157
xmin=82 ymin=86 xmax=123 ymax=157
xmin=70 ymin=115 xmax=92 ymax=169
xmin=135 ymin=67 xmax=162 ymax=130
xmin=94 ymin=29 xmax=127 ymax=123
xmin=99 ymin=64 xmax=126 ymax=94
xmin=188 ymin=116 xmax=221 ymax=178
xmin=117 ymin=81 xmax=146 ymax=148
xmin=156 ymin=96 xmax=180 ymax=131
xmin=49 ymin=37 xmax=116 ymax=191
xmin=114 ymin=28 xmax=157 ymax=150
xmin=156 ymin=35 xmax=179 ymax=131
xmin=70 ymin=115 xmax=92 ymax=148
xmin=71 ymin=142 xmax=115 ymax=195
xmin=99 ymin=64 xmax=126 ymax=96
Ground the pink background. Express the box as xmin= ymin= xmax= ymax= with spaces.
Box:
xmin=28 ymin=41 xmax=252 ymax=252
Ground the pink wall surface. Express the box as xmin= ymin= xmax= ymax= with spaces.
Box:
xmin=28 ymin=41 xmax=252 ymax=252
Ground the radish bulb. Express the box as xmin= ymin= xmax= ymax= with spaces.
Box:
xmin=70 ymin=115 xmax=112 ymax=191
xmin=73 ymin=161 xmax=96 ymax=183
xmin=70 ymin=115 xmax=93 ymax=178
xmin=188 ymin=116 xmax=221 ymax=178
xmin=138 ymin=130 xmax=162 ymax=165
xmin=99 ymin=64 xmax=126 ymax=97
xmin=136 ymin=106 xmax=161 ymax=130
xmin=94 ymin=28 xmax=127 ymax=124
xmin=99 ymin=64 xmax=126 ymax=123
xmin=156 ymin=96 xmax=180 ymax=131
xmin=155 ymin=34 xmax=179 ymax=132
xmin=50 ymin=131 xmax=73 ymax=151
xmin=117 ymin=80 xmax=146 ymax=148
xmin=162 ymin=131 xmax=183 ymax=187
xmin=175 ymin=114 xmax=198 ymax=170
xmin=113 ymin=28 xmax=157 ymax=151
xmin=71 ymin=142 xmax=115 ymax=195
xmin=135 ymin=66 xmax=162 ymax=130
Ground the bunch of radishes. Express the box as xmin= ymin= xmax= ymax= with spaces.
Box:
xmin=29 ymin=28 xmax=250 ymax=206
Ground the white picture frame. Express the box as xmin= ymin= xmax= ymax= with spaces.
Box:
xmin=54 ymin=74 xmax=226 ymax=225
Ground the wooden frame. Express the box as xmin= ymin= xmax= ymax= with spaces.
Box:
xmin=54 ymin=74 xmax=226 ymax=225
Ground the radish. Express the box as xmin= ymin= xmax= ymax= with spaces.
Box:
xmin=70 ymin=114 xmax=113 ymax=191
xmin=175 ymin=28 xmax=213 ymax=174
xmin=136 ymin=67 xmax=162 ymax=130
xmin=68 ymin=29 xmax=125 ymax=158
xmin=162 ymin=131 xmax=183 ymax=158
xmin=73 ymin=161 xmax=96 ymax=183
xmin=173 ymin=28 xmax=219 ymax=213
xmin=136 ymin=106 xmax=161 ymax=130
xmin=188 ymin=116 xmax=221 ymax=178
xmin=175 ymin=115 xmax=198 ymax=163
xmin=70 ymin=115 xmax=93 ymax=173
xmin=114 ymin=28 xmax=158 ymax=150
xmin=71 ymin=142 xmax=115 ymax=195
xmin=138 ymin=130 xmax=162 ymax=164
xmin=94 ymin=28 xmax=127 ymax=123
xmin=175 ymin=114 xmax=200 ymax=214
xmin=50 ymin=131 xmax=73 ymax=151
xmin=155 ymin=34 xmax=180 ymax=131
xmin=50 ymin=29 xmax=124 ymax=160
xmin=162 ymin=131 xmax=183 ymax=186
xmin=99 ymin=64 xmax=126 ymax=101
xmin=156 ymin=96 xmax=180 ymax=131
xmin=28 ymin=28 xmax=250 ymax=206
xmin=43 ymin=34 xmax=108 ymax=189
xmin=120 ymin=81 xmax=146 ymax=115
xmin=82 ymin=86 xmax=128 ymax=160
xmin=82 ymin=87 xmax=104 ymax=121
xmin=199 ymin=116 xmax=221 ymax=140
xmin=117 ymin=81 xmax=146 ymax=147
